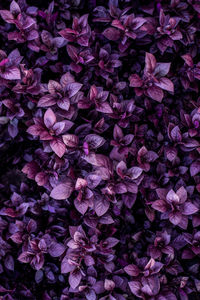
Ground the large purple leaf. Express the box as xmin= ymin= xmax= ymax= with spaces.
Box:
xmin=50 ymin=180 xmax=74 ymax=200
xmin=0 ymin=66 xmax=21 ymax=80
xmin=103 ymin=27 xmax=121 ymax=41
xmin=94 ymin=198 xmax=110 ymax=216
xmin=48 ymin=242 xmax=65 ymax=257
xmin=145 ymin=52 xmax=156 ymax=73
xmin=50 ymin=138 xmax=66 ymax=158
xmin=155 ymin=77 xmax=174 ymax=92
xmin=69 ymin=270 xmax=82 ymax=289
xmin=146 ymin=86 xmax=164 ymax=102
xmin=44 ymin=108 xmax=56 ymax=128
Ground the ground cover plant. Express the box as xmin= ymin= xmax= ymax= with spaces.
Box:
xmin=0 ymin=0 xmax=200 ymax=299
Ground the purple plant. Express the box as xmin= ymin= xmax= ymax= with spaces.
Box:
xmin=129 ymin=52 xmax=174 ymax=102
xmin=0 ymin=0 xmax=200 ymax=299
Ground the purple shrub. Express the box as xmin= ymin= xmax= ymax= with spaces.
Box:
xmin=0 ymin=0 xmax=200 ymax=299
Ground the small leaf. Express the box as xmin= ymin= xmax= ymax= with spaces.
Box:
xmin=62 ymin=134 xmax=79 ymax=147
xmin=129 ymin=74 xmax=143 ymax=87
xmin=44 ymin=108 xmax=56 ymax=128
xmin=0 ymin=66 xmax=21 ymax=80
xmin=38 ymin=94 xmax=56 ymax=107
xmin=145 ymin=52 xmax=156 ymax=73
xmin=48 ymin=242 xmax=65 ymax=257
xmin=4 ymin=255 xmax=14 ymax=271
xmin=183 ymin=202 xmax=198 ymax=215
xmin=124 ymin=264 xmax=140 ymax=276
xmin=147 ymin=86 xmax=164 ymax=102
xmin=69 ymin=270 xmax=82 ymax=289
xmin=155 ymin=77 xmax=174 ymax=92
xmin=50 ymin=138 xmax=66 ymax=158
xmin=152 ymin=200 xmax=167 ymax=212
xmin=170 ymin=126 xmax=182 ymax=142
xmin=127 ymin=166 xmax=143 ymax=180
xmin=50 ymin=180 xmax=73 ymax=200
xmin=74 ymin=198 xmax=89 ymax=215
xmin=85 ymin=134 xmax=105 ymax=149
xmin=103 ymin=27 xmax=121 ymax=41
xmin=94 ymin=198 xmax=110 ymax=216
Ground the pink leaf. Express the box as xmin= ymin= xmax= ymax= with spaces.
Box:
xmin=50 ymin=180 xmax=73 ymax=200
xmin=44 ymin=108 xmax=56 ymax=128
xmin=124 ymin=264 xmax=140 ymax=276
xmin=37 ymin=95 xmax=56 ymax=107
xmin=147 ymin=86 xmax=164 ymax=102
xmin=151 ymin=200 xmax=167 ymax=212
xmin=94 ymin=198 xmax=110 ymax=216
xmin=155 ymin=77 xmax=174 ymax=92
xmin=50 ymin=138 xmax=66 ymax=158
xmin=0 ymin=66 xmax=21 ymax=80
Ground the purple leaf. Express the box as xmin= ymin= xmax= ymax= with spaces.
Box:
xmin=94 ymin=198 xmax=110 ymax=216
xmin=169 ymin=212 xmax=182 ymax=225
xmin=103 ymin=28 xmax=121 ymax=41
xmin=50 ymin=138 xmax=66 ymax=158
xmin=4 ymin=255 xmax=14 ymax=271
xmin=0 ymin=10 xmax=14 ymax=23
xmin=145 ymin=52 xmax=156 ymax=73
xmin=182 ymin=202 xmax=198 ymax=215
xmin=127 ymin=166 xmax=143 ymax=180
xmin=48 ymin=242 xmax=65 ymax=257
xmin=44 ymin=108 xmax=56 ymax=128
xmin=85 ymin=134 xmax=105 ymax=149
xmin=50 ymin=180 xmax=73 ymax=200
xmin=37 ymin=95 xmax=56 ymax=107
xmin=129 ymin=74 xmax=143 ymax=87
xmin=67 ymin=82 xmax=83 ymax=98
xmin=128 ymin=281 xmax=141 ymax=297
xmin=147 ymin=86 xmax=164 ymax=102
xmin=155 ymin=77 xmax=174 ymax=92
xmin=0 ymin=66 xmax=21 ymax=80
xmin=152 ymin=200 xmax=167 ymax=212
xmin=74 ymin=198 xmax=89 ymax=215
xmin=124 ymin=264 xmax=140 ymax=276
xmin=190 ymin=161 xmax=200 ymax=176
xmin=69 ymin=270 xmax=82 ymax=289
xmin=62 ymin=134 xmax=79 ymax=147
xmin=154 ymin=62 xmax=171 ymax=77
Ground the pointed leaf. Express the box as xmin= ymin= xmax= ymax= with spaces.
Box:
xmin=50 ymin=181 xmax=73 ymax=200
xmin=44 ymin=108 xmax=56 ymax=128
xmin=50 ymin=138 xmax=66 ymax=158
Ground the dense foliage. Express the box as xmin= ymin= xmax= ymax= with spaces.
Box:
xmin=0 ymin=0 xmax=200 ymax=299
